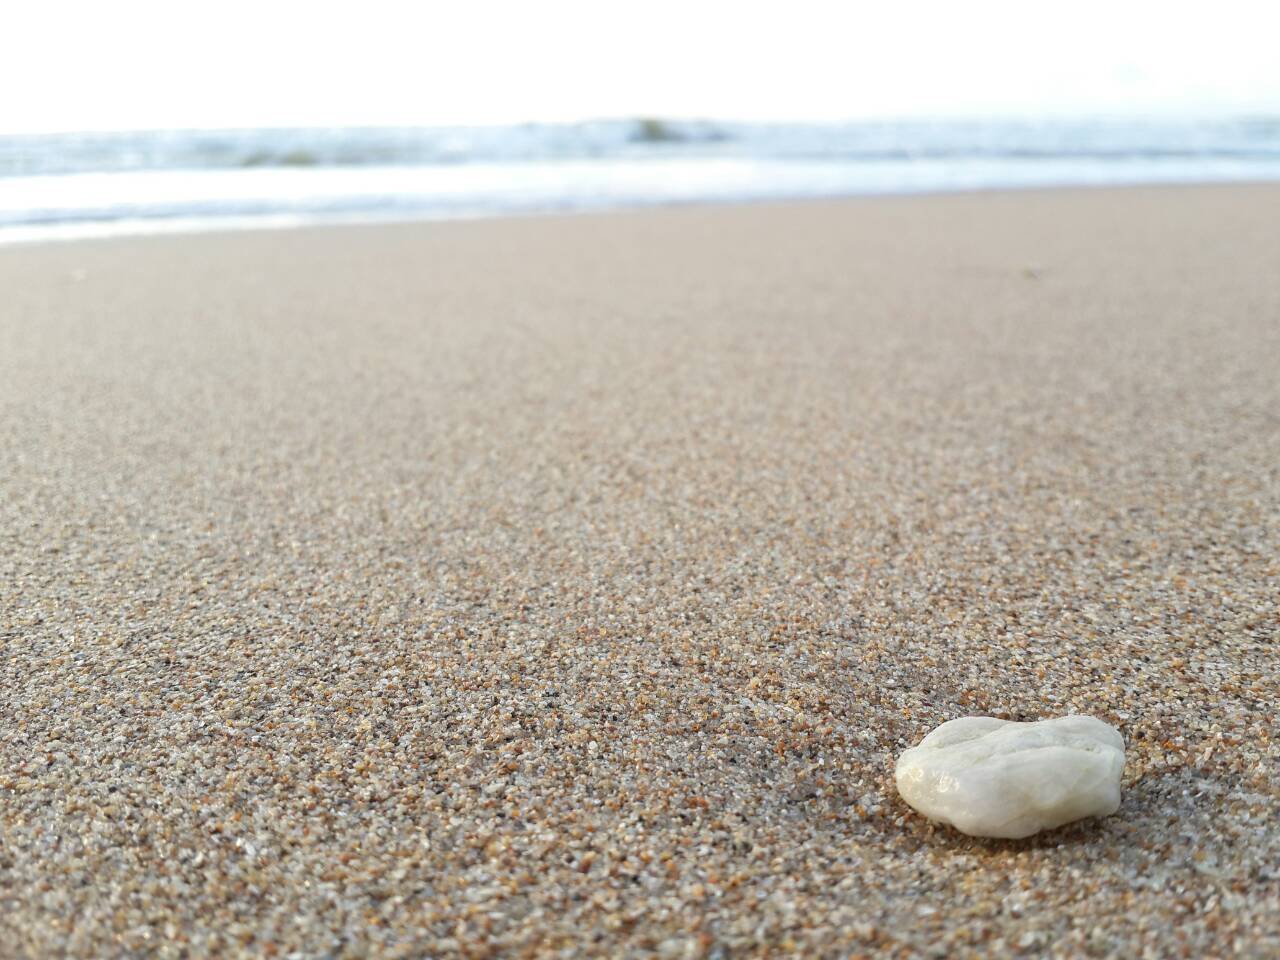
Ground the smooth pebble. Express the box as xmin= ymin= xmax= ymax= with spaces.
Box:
xmin=895 ymin=715 xmax=1125 ymax=838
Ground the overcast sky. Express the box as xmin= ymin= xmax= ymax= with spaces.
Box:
xmin=4 ymin=0 xmax=1279 ymax=133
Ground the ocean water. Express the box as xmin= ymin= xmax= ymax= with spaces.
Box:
xmin=3 ymin=117 xmax=1280 ymax=242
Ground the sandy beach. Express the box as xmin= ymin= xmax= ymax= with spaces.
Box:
xmin=1 ymin=185 xmax=1277 ymax=956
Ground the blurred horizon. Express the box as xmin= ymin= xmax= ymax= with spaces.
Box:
xmin=6 ymin=1 xmax=1280 ymax=241
xmin=6 ymin=114 xmax=1280 ymax=244
xmin=8 ymin=114 xmax=1280 ymax=174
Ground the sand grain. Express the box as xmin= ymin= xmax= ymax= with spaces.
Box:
xmin=1 ymin=186 xmax=1278 ymax=957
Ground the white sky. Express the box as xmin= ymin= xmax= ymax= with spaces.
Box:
xmin=4 ymin=0 xmax=1280 ymax=133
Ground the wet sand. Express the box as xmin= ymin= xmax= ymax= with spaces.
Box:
xmin=1 ymin=185 xmax=1277 ymax=956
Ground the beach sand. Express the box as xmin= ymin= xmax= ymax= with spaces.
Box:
xmin=1 ymin=185 xmax=1277 ymax=957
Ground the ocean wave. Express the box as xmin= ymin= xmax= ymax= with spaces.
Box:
xmin=4 ymin=116 xmax=1280 ymax=177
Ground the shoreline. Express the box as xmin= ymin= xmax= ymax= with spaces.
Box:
xmin=5 ymin=172 xmax=1280 ymax=248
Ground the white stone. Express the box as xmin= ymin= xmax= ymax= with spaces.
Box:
xmin=894 ymin=715 xmax=1124 ymax=839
